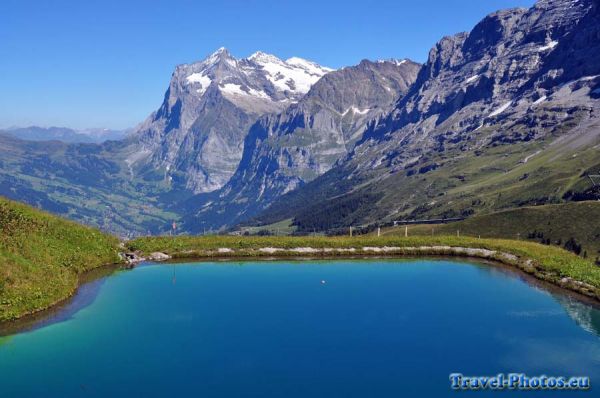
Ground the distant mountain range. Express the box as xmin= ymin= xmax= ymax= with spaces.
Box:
xmin=0 ymin=0 xmax=598 ymax=237
xmin=0 ymin=126 xmax=129 ymax=143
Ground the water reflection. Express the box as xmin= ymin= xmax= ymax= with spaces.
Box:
xmin=1 ymin=259 xmax=600 ymax=398
xmin=0 ymin=263 xmax=124 ymax=337
xmin=2 ymin=258 xmax=600 ymax=341
xmin=0 ymin=335 xmax=11 ymax=347
xmin=556 ymin=295 xmax=600 ymax=337
xmin=473 ymin=257 xmax=600 ymax=338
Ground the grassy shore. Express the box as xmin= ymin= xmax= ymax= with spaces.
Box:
xmin=0 ymin=197 xmax=121 ymax=321
xmin=127 ymin=235 xmax=600 ymax=300
xmin=381 ymin=202 xmax=600 ymax=259
xmin=2 ymin=195 xmax=600 ymax=322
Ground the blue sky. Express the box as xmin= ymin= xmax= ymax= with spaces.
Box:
xmin=0 ymin=0 xmax=535 ymax=130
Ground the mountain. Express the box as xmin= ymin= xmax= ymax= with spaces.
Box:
xmin=183 ymin=59 xmax=421 ymax=231
xmin=130 ymin=48 xmax=333 ymax=194
xmin=249 ymin=0 xmax=600 ymax=232
xmin=0 ymin=49 xmax=334 ymax=236
xmin=1 ymin=0 xmax=598 ymax=237
xmin=0 ymin=126 xmax=128 ymax=143
xmin=79 ymin=128 xmax=131 ymax=142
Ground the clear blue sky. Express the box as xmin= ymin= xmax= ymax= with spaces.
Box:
xmin=0 ymin=0 xmax=535 ymax=130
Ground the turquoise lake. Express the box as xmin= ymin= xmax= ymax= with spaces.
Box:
xmin=1 ymin=259 xmax=600 ymax=397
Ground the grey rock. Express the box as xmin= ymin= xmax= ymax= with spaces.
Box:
xmin=130 ymin=48 xmax=333 ymax=193
xmin=148 ymin=252 xmax=171 ymax=261
xmin=253 ymin=0 xmax=600 ymax=230
xmin=185 ymin=59 xmax=420 ymax=230
xmin=355 ymin=0 xmax=598 ymax=172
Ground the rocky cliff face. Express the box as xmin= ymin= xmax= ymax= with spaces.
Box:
xmin=252 ymin=0 xmax=600 ymax=231
xmin=185 ymin=59 xmax=421 ymax=230
xmin=131 ymin=48 xmax=333 ymax=193
xmin=354 ymin=0 xmax=598 ymax=172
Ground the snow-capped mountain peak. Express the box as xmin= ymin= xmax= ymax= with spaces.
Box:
xmin=133 ymin=48 xmax=335 ymax=194
xmin=247 ymin=52 xmax=333 ymax=95
xmin=247 ymin=51 xmax=281 ymax=63
xmin=207 ymin=46 xmax=229 ymax=57
xmin=180 ymin=48 xmax=333 ymax=102
xmin=286 ymin=56 xmax=335 ymax=75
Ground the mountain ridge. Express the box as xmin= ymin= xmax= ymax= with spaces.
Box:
xmin=247 ymin=0 xmax=600 ymax=232
xmin=182 ymin=58 xmax=421 ymax=231
xmin=0 ymin=0 xmax=598 ymax=237
xmin=0 ymin=126 xmax=129 ymax=143
xmin=130 ymin=47 xmax=334 ymax=194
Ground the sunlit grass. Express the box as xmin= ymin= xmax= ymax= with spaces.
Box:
xmin=0 ymin=197 xmax=121 ymax=321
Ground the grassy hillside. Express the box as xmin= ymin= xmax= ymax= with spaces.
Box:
xmin=0 ymin=197 xmax=121 ymax=321
xmin=380 ymin=202 xmax=600 ymax=261
xmin=237 ymin=219 xmax=297 ymax=235
xmin=253 ymin=108 xmax=600 ymax=233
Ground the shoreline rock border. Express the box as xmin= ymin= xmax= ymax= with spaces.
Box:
xmin=123 ymin=245 xmax=600 ymax=302
xmin=3 ymin=244 xmax=597 ymax=331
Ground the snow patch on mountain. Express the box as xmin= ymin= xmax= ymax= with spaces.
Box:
xmin=377 ymin=59 xmax=407 ymax=66
xmin=538 ymin=40 xmax=559 ymax=51
xmin=286 ymin=57 xmax=334 ymax=76
xmin=342 ymin=106 xmax=370 ymax=116
xmin=186 ymin=73 xmax=212 ymax=94
xmin=580 ymin=75 xmax=599 ymax=81
xmin=220 ymin=83 xmax=270 ymax=100
xmin=488 ymin=101 xmax=513 ymax=117
xmin=249 ymin=51 xmax=333 ymax=94
xmin=466 ymin=75 xmax=479 ymax=84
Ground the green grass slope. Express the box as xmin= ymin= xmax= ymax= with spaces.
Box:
xmin=253 ymin=108 xmax=600 ymax=234
xmin=429 ymin=202 xmax=600 ymax=260
xmin=0 ymin=197 xmax=121 ymax=321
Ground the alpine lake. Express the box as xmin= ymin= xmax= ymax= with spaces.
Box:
xmin=1 ymin=258 xmax=599 ymax=397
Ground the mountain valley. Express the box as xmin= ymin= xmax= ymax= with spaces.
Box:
xmin=0 ymin=0 xmax=598 ymax=238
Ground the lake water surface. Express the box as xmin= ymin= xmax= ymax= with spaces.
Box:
xmin=1 ymin=259 xmax=600 ymax=397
